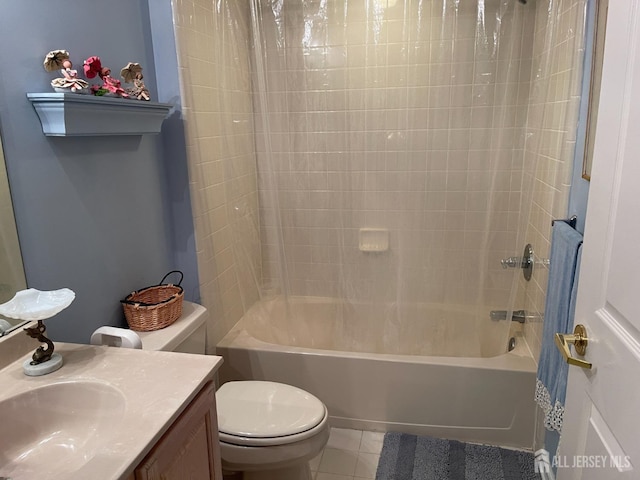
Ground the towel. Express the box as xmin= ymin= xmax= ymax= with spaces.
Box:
xmin=535 ymin=221 xmax=583 ymax=433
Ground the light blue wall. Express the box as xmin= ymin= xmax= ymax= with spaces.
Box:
xmin=0 ymin=1 xmax=198 ymax=343
xmin=145 ymin=0 xmax=201 ymax=307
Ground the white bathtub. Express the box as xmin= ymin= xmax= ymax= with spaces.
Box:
xmin=216 ymin=296 xmax=537 ymax=449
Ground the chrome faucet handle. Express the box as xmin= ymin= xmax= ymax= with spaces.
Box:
xmin=501 ymin=256 xmax=521 ymax=269
xmin=501 ymin=244 xmax=536 ymax=281
xmin=537 ymin=258 xmax=551 ymax=267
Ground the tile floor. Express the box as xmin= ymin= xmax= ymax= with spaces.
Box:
xmin=309 ymin=428 xmax=384 ymax=480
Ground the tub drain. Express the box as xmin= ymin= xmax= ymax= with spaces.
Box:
xmin=508 ymin=337 xmax=517 ymax=352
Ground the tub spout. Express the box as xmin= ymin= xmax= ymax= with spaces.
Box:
xmin=490 ymin=310 xmax=540 ymax=323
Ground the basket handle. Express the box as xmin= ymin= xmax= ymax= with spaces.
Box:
xmin=159 ymin=270 xmax=184 ymax=286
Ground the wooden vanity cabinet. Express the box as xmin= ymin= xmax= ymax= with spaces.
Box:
xmin=134 ymin=382 xmax=223 ymax=480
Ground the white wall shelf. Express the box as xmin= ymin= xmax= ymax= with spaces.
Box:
xmin=27 ymin=93 xmax=172 ymax=136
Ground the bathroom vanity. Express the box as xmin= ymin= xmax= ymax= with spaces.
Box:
xmin=0 ymin=331 xmax=223 ymax=480
xmin=133 ymin=382 xmax=220 ymax=479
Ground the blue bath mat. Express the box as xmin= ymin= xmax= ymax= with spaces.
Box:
xmin=376 ymin=432 xmax=538 ymax=480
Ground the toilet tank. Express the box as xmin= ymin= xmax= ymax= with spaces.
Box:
xmin=136 ymin=301 xmax=207 ymax=354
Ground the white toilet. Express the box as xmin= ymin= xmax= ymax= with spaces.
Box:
xmin=134 ymin=302 xmax=330 ymax=480
xmin=216 ymin=380 xmax=329 ymax=480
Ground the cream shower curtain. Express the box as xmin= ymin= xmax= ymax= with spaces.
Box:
xmin=171 ymin=0 xmax=588 ymax=355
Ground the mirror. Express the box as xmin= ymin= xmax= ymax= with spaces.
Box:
xmin=582 ymin=0 xmax=609 ymax=181
xmin=0 ymin=136 xmax=28 ymax=335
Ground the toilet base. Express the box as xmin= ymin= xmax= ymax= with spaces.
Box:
xmin=224 ymin=463 xmax=312 ymax=480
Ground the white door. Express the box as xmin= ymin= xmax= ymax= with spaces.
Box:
xmin=557 ymin=1 xmax=640 ymax=479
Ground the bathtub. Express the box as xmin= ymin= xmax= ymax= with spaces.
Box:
xmin=216 ymin=296 xmax=537 ymax=449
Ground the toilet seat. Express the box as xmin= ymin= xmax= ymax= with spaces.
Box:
xmin=216 ymin=381 xmax=328 ymax=447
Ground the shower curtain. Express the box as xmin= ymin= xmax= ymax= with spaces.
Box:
xmin=170 ymin=0 xmax=588 ymax=356
xmin=249 ymin=0 xmax=533 ymax=357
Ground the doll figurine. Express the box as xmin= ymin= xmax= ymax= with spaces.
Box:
xmin=120 ymin=62 xmax=150 ymax=101
xmin=83 ymin=56 xmax=129 ymax=98
xmin=44 ymin=50 xmax=89 ymax=94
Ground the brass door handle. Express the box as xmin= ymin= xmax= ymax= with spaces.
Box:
xmin=554 ymin=324 xmax=592 ymax=369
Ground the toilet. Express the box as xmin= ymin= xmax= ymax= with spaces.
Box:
xmin=216 ymin=380 xmax=329 ymax=479
xmin=134 ymin=302 xmax=330 ymax=480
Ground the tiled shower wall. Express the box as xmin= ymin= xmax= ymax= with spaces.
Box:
xmin=520 ymin=0 xmax=587 ymax=364
xmin=171 ymin=0 xmax=260 ymax=350
xmin=255 ymin=1 xmax=536 ymax=309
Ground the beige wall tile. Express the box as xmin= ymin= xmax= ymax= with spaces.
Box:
xmin=172 ymin=0 xmax=259 ymax=351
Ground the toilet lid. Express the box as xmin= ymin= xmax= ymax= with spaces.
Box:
xmin=216 ymin=381 xmax=326 ymax=439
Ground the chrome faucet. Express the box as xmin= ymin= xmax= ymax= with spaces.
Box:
xmin=500 ymin=256 xmax=524 ymax=269
xmin=490 ymin=309 xmax=541 ymax=323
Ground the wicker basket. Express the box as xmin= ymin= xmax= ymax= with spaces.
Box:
xmin=121 ymin=271 xmax=184 ymax=332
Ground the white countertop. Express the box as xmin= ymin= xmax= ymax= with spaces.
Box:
xmin=0 ymin=343 xmax=223 ymax=480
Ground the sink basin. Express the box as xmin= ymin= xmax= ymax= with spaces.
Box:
xmin=0 ymin=341 xmax=221 ymax=479
xmin=0 ymin=381 xmax=126 ymax=478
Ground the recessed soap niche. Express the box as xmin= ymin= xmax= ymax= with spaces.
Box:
xmin=358 ymin=228 xmax=389 ymax=253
